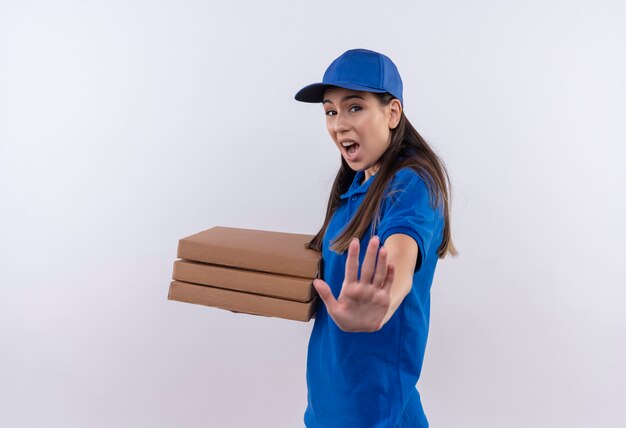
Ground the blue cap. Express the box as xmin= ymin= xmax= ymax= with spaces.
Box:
xmin=294 ymin=48 xmax=403 ymax=106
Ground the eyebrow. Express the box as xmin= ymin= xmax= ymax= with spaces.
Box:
xmin=322 ymin=94 xmax=366 ymax=105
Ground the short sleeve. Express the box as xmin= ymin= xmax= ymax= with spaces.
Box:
xmin=376 ymin=168 xmax=441 ymax=273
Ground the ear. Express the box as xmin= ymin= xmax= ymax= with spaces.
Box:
xmin=388 ymin=99 xmax=402 ymax=130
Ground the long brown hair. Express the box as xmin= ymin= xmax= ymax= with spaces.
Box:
xmin=305 ymin=91 xmax=459 ymax=259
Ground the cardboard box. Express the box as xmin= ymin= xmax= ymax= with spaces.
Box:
xmin=172 ymin=259 xmax=316 ymax=302
xmin=168 ymin=226 xmax=323 ymax=322
xmin=176 ymin=225 xmax=322 ymax=277
xmin=168 ymin=280 xmax=318 ymax=322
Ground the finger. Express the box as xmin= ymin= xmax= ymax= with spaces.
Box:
xmin=381 ymin=260 xmax=396 ymax=290
xmin=360 ymin=235 xmax=380 ymax=286
xmin=312 ymin=278 xmax=338 ymax=312
xmin=371 ymin=245 xmax=389 ymax=288
xmin=344 ymin=237 xmax=360 ymax=285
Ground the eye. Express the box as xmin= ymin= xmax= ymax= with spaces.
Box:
xmin=325 ymin=105 xmax=361 ymax=116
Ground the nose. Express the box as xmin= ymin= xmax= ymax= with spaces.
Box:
xmin=332 ymin=111 xmax=351 ymax=134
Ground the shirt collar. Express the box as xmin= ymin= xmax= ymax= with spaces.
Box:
xmin=339 ymin=170 xmax=376 ymax=199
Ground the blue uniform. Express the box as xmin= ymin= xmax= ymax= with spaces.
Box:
xmin=304 ymin=166 xmax=445 ymax=428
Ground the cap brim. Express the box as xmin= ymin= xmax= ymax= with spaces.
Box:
xmin=294 ymin=82 xmax=387 ymax=103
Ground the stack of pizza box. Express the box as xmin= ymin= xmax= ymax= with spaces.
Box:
xmin=168 ymin=226 xmax=322 ymax=322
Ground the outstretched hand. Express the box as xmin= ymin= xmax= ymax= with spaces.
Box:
xmin=312 ymin=236 xmax=395 ymax=332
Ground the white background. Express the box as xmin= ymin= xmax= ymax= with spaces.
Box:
xmin=1 ymin=1 xmax=625 ymax=427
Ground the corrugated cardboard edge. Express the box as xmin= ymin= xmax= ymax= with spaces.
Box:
xmin=309 ymin=256 xmax=323 ymax=320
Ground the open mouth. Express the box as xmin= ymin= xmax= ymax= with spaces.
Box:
xmin=341 ymin=141 xmax=360 ymax=159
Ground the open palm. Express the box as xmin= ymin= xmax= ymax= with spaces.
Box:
xmin=312 ymin=236 xmax=395 ymax=333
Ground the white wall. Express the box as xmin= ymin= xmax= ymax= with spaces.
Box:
xmin=1 ymin=1 xmax=624 ymax=427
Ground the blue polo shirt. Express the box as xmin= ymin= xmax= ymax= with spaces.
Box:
xmin=304 ymin=166 xmax=445 ymax=428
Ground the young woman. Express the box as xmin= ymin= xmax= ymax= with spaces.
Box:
xmin=295 ymin=48 xmax=458 ymax=427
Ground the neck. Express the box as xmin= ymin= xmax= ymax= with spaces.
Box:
xmin=363 ymin=164 xmax=380 ymax=183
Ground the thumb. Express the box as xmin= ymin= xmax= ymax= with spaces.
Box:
xmin=312 ymin=278 xmax=336 ymax=311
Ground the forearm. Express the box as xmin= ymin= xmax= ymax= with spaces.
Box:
xmin=378 ymin=280 xmax=411 ymax=329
